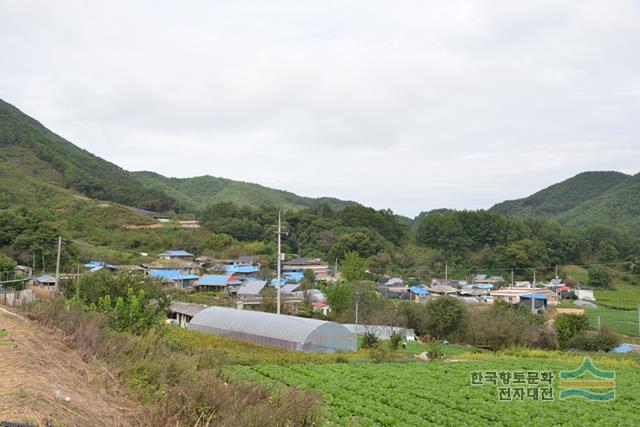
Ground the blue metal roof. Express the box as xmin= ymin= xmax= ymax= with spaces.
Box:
xmin=520 ymin=294 xmax=548 ymax=300
xmin=225 ymin=265 xmax=260 ymax=274
xmin=84 ymin=260 xmax=104 ymax=269
xmin=409 ymin=286 xmax=429 ymax=296
xmin=150 ymin=270 xmax=198 ymax=281
xmin=36 ymin=274 xmax=56 ymax=283
xmin=197 ymin=275 xmax=241 ymax=286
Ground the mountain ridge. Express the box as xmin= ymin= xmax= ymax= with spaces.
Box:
xmin=0 ymin=98 xmax=356 ymax=213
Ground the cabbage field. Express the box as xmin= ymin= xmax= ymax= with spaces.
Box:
xmin=233 ymin=357 xmax=640 ymax=426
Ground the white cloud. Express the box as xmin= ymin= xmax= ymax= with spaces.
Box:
xmin=1 ymin=0 xmax=638 ymax=216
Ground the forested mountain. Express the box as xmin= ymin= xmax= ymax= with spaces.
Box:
xmin=0 ymin=99 xmax=355 ymax=213
xmin=0 ymin=99 xmax=176 ymax=212
xmin=491 ymin=171 xmax=640 ymax=237
xmin=559 ymin=173 xmax=640 ymax=233
xmin=491 ymin=171 xmax=630 ymax=219
xmin=134 ymin=171 xmax=356 ymax=212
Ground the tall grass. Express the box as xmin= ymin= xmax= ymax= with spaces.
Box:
xmin=24 ymin=301 xmax=320 ymax=426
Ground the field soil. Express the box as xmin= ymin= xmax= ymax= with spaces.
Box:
xmin=0 ymin=308 xmax=146 ymax=426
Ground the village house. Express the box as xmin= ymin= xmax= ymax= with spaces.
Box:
xmin=225 ymin=264 xmax=260 ymax=278
xmin=235 ymin=255 xmax=260 ymax=265
xmin=428 ymin=284 xmax=459 ymax=296
xmin=409 ymin=285 xmax=430 ymax=302
xmin=283 ymin=258 xmax=330 ymax=280
xmin=195 ymin=274 xmax=242 ymax=293
xmin=517 ymin=294 xmax=548 ymax=313
xmin=35 ymin=274 xmax=57 ymax=288
xmin=143 ymin=260 xmax=201 ymax=276
xmin=472 ymin=274 xmax=504 ymax=285
xmin=150 ymin=270 xmax=199 ymax=288
xmin=430 ymin=278 xmax=450 ymax=286
xmin=376 ymin=284 xmax=409 ymax=299
xmin=158 ymin=249 xmax=194 ymax=262
xmin=490 ymin=287 xmax=559 ymax=305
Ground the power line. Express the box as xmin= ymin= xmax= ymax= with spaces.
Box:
xmin=439 ymin=261 xmax=634 ymax=275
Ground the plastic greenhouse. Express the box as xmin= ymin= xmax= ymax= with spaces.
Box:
xmin=187 ymin=306 xmax=356 ymax=353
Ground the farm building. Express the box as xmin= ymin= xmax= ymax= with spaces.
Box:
xmin=169 ymin=301 xmax=208 ymax=327
xmin=187 ymin=306 xmax=356 ymax=353
xmin=283 ymin=258 xmax=330 ymax=280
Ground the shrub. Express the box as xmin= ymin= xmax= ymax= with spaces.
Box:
xmin=463 ymin=302 xmax=554 ymax=350
xmin=369 ymin=346 xmax=395 ymax=363
xmin=567 ymin=327 xmax=620 ymax=352
xmin=389 ymin=331 xmax=403 ymax=350
xmin=555 ymin=313 xmax=589 ymax=349
xmin=426 ymin=342 xmax=444 ymax=361
xmin=361 ymin=331 xmax=379 ymax=349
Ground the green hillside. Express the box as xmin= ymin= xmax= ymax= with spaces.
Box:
xmin=134 ymin=171 xmax=357 ymax=211
xmin=0 ymin=99 xmax=177 ymax=212
xmin=491 ymin=170 xmax=640 ymax=236
xmin=558 ymin=173 xmax=640 ymax=234
xmin=491 ymin=171 xmax=630 ymax=218
xmin=0 ymin=99 xmax=355 ymax=213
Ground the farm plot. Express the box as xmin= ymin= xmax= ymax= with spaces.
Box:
xmin=233 ymin=360 xmax=640 ymax=426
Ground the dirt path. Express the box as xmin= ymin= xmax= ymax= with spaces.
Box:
xmin=0 ymin=308 xmax=147 ymax=426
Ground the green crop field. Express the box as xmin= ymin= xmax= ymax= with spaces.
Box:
xmin=232 ymin=357 xmax=640 ymax=426
xmin=595 ymin=282 xmax=640 ymax=310
xmin=586 ymin=307 xmax=640 ymax=338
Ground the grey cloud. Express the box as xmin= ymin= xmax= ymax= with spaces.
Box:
xmin=0 ymin=1 xmax=638 ymax=216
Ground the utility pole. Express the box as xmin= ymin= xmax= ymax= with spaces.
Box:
xmin=555 ymin=265 xmax=559 ymax=279
xmin=76 ymin=264 xmax=80 ymax=299
xmin=354 ymin=292 xmax=360 ymax=346
xmin=445 ymin=261 xmax=448 ymax=282
xmin=511 ymin=269 xmax=514 ymax=287
xmin=54 ymin=236 xmax=62 ymax=293
xmin=637 ymin=304 xmax=640 ymax=338
xmin=531 ymin=270 xmax=536 ymax=314
xmin=276 ymin=211 xmax=282 ymax=315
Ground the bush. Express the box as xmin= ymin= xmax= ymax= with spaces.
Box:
xmin=361 ymin=331 xmax=379 ymax=349
xmin=426 ymin=342 xmax=444 ymax=361
xmin=369 ymin=346 xmax=395 ymax=363
xmin=463 ymin=302 xmax=554 ymax=351
xmin=389 ymin=331 xmax=403 ymax=350
xmin=567 ymin=327 xmax=620 ymax=352
xmin=555 ymin=313 xmax=589 ymax=349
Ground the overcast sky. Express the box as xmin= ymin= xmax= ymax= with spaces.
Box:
xmin=1 ymin=1 xmax=638 ymax=216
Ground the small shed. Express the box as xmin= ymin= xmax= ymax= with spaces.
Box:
xmin=35 ymin=274 xmax=57 ymax=288
xmin=169 ymin=301 xmax=208 ymax=327
xmin=187 ymin=306 xmax=356 ymax=353
xmin=518 ymin=294 xmax=548 ymax=311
